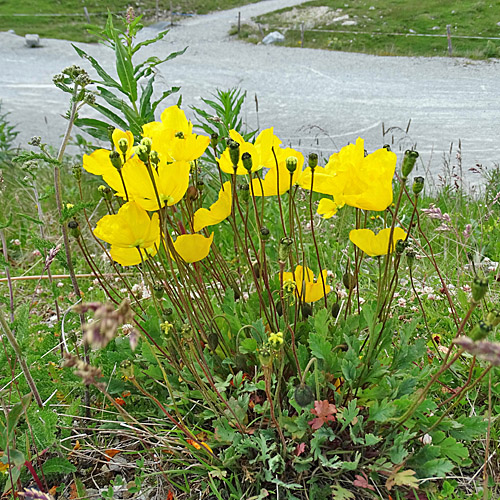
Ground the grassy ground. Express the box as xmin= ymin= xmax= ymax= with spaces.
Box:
xmin=0 ymin=0 xmax=260 ymax=42
xmin=237 ymin=0 xmax=500 ymax=58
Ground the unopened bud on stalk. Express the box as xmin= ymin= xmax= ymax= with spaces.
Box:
xmin=343 ymin=272 xmax=355 ymax=291
xmin=239 ymin=183 xmax=250 ymax=203
xmin=286 ymin=156 xmax=298 ymax=173
xmin=228 ymin=139 xmax=240 ymax=168
xmin=109 ymin=151 xmax=123 ymax=170
xmin=140 ymin=137 xmax=152 ymax=155
xmin=413 ymin=176 xmax=425 ymax=196
xmin=72 ymin=164 xmax=82 ymax=181
xmin=260 ymin=226 xmax=270 ymax=241
xmin=278 ymin=237 xmax=294 ymax=261
xmin=181 ymin=323 xmax=193 ymax=341
xmin=395 ymin=239 xmax=407 ymax=254
xmin=68 ymin=220 xmax=80 ymax=238
xmin=301 ymin=303 xmax=313 ymax=319
xmin=472 ymin=277 xmax=488 ymax=303
xmin=197 ymin=179 xmax=205 ymax=192
xmin=118 ymin=138 xmax=129 ymax=155
xmin=242 ymin=152 xmax=253 ymax=172
xmin=153 ymin=283 xmax=164 ymax=299
xmin=383 ymin=144 xmax=391 ymax=151
xmin=210 ymin=132 xmax=218 ymax=149
xmin=150 ymin=150 xmax=160 ymax=166
xmin=401 ymin=150 xmax=419 ymax=180
xmin=486 ymin=309 xmax=500 ymax=328
xmin=470 ymin=320 xmax=492 ymax=341
xmin=294 ymin=383 xmax=314 ymax=407
xmin=258 ymin=346 xmax=272 ymax=367
xmin=308 ymin=153 xmax=318 ymax=170
xmin=98 ymin=185 xmax=112 ymax=201
xmin=186 ymin=185 xmax=198 ymax=201
xmin=136 ymin=145 xmax=150 ymax=163
xmin=331 ymin=301 xmax=341 ymax=318
xmin=107 ymin=126 xmax=115 ymax=145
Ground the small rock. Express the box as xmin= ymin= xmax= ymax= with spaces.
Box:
xmin=369 ymin=5 xmax=375 ymax=9
xmin=25 ymin=34 xmax=40 ymax=47
xmin=7 ymin=29 xmax=15 ymax=34
xmin=409 ymin=28 xmax=416 ymax=33
xmin=262 ymin=31 xmax=284 ymax=45
xmin=342 ymin=20 xmax=357 ymax=26
xmin=432 ymin=26 xmax=440 ymax=30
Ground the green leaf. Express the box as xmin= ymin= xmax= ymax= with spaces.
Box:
xmin=417 ymin=457 xmax=454 ymax=478
xmin=368 ymin=398 xmax=396 ymax=422
xmin=308 ymin=330 xmax=332 ymax=361
xmin=365 ymin=433 xmax=382 ymax=446
xmin=30 ymin=409 xmax=58 ymax=449
xmin=42 ymin=457 xmax=77 ymax=475
xmin=239 ymin=338 xmax=257 ymax=354
xmin=438 ymin=437 xmax=469 ymax=464
xmin=112 ymin=28 xmax=137 ymax=101
xmin=331 ymin=484 xmax=355 ymax=500
xmin=132 ymin=30 xmax=171 ymax=55
xmin=0 ymin=393 xmax=32 ymax=449
xmin=338 ymin=400 xmax=359 ymax=432
xmin=341 ymin=451 xmax=361 ymax=471
xmin=449 ymin=415 xmax=487 ymax=441
xmin=139 ymin=76 xmax=155 ymax=120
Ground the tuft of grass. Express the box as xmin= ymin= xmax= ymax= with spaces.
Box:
xmin=240 ymin=0 xmax=500 ymax=59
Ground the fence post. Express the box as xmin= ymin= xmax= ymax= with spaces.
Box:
xmin=446 ymin=24 xmax=453 ymax=56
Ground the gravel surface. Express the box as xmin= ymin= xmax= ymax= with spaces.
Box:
xmin=1 ymin=0 xmax=499 ymax=186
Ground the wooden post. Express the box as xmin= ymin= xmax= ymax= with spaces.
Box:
xmin=83 ymin=6 xmax=91 ymax=23
xmin=237 ymin=11 xmax=241 ymax=34
xmin=446 ymin=24 xmax=453 ymax=56
xmin=300 ymin=22 xmax=305 ymax=47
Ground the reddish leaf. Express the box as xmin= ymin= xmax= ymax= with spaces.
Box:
xmin=294 ymin=443 xmax=307 ymax=456
xmin=167 ymin=491 xmax=174 ymax=500
xmin=308 ymin=400 xmax=337 ymax=430
xmin=353 ymin=471 xmax=375 ymax=491
xmin=105 ymin=449 xmax=121 ymax=461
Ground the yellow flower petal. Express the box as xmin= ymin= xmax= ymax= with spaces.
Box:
xmin=349 ymin=227 xmax=407 ymax=256
xmin=112 ymin=129 xmax=134 ymax=158
xmin=193 ymin=182 xmax=232 ymax=232
xmin=287 ymin=265 xmax=330 ymax=303
xmin=317 ymin=198 xmax=340 ymax=218
xmin=173 ymin=233 xmax=214 ymax=263
xmin=83 ymin=149 xmax=124 ymax=194
xmin=110 ymin=244 xmax=158 ymax=267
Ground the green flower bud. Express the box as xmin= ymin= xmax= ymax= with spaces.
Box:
xmin=210 ymin=132 xmax=218 ymax=149
xmin=278 ymin=237 xmax=294 ymax=261
xmin=258 ymin=347 xmax=272 ymax=367
xmin=486 ymin=309 xmax=500 ymax=328
xmin=107 ymin=126 xmax=115 ymax=146
xmin=286 ymin=156 xmax=298 ymax=173
xmin=228 ymin=139 xmax=240 ymax=168
xmin=153 ymin=283 xmax=164 ymax=299
xmin=181 ymin=323 xmax=193 ymax=341
xmin=241 ymin=152 xmax=253 ymax=172
xmin=294 ymin=383 xmax=314 ymax=407
xmin=136 ymin=144 xmax=149 ymax=163
xmin=308 ymin=153 xmax=318 ymax=170
xmin=98 ymin=185 xmax=113 ymax=201
xmin=68 ymin=220 xmax=80 ymax=238
xmin=402 ymin=150 xmax=419 ymax=180
xmin=301 ymin=303 xmax=312 ymax=319
xmin=207 ymin=332 xmax=219 ymax=351
xmin=260 ymin=225 xmax=270 ymax=241
xmin=140 ymin=137 xmax=153 ymax=155
xmin=343 ymin=272 xmax=355 ymax=291
xmin=164 ymin=308 xmax=174 ymax=320
xmin=118 ymin=138 xmax=129 ymax=155
xmin=472 ymin=277 xmax=488 ymax=303
xmin=72 ymin=164 xmax=82 ymax=181
xmin=406 ymin=248 xmax=416 ymax=269
xmin=470 ymin=320 xmax=492 ymax=341
xmin=150 ymin=150 xmax=160 ymax=166
xmin=413 ymin=176 xmax=425 ymax=196
xmin=239 ymin=183 xmax=250 ymax=203
xmin=109 ymin=151 xmax=123 ymax=170
xmin=331 ymin=302 xmax=340 ymax=319
xmin=395 ymin=239 xmax=407 ymax=255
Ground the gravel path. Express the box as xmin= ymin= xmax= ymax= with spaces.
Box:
xmin=1 ymin=0 xmax=499 ymax=186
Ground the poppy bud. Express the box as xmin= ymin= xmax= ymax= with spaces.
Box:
xmin=275 ymin=299 xmax=283 ymax=316
xmin=186 ymin=185 xmax=199 ymax=201
xmin=278 ymin=237 xmax=294 ymax=261
xmin=98 ymin=185 xmax=112 ymax=201
xmin=150 ymin=150 xmax=160 ymax=166
xmin=208 ymin=332 xmax=219 ymax=351
xmin=68 ymin=220 xmax=80 ymax=238
xmin=331 ymin=302 xmax=340 ymax=318
xmin=72 ymin=164 xmax=82 ymax=181
xmin=294 ymin=384 xmax=314 ymax=407
xmin=118 ymin=138 xmax=129 ymax=154
xmin=402 ymin=150 xmax=419 ymax=180
xmin=228 ymin=139 xmax=240 ymax=168
xmin=109 ymin=151 xmax=123 ymax=170
xmin=242 ymin=152 xmax=253 ymax=172
xmin=472 ymin=277 xmax=488 ymax=303
xmin=239 ymin=183 xmax=250 ymax=203
xmin=140 ymin=137 xmax=152 ymax=155
xmin=153 ymin=283 xmax=164 ymax=299
xmin=486 ymin=309 xmax=500 ymax=328
xmin=258 ymin=347 xmax=272 ymax=367
xmin=343 ymin=272 xmax=355 ymax=291
xmin=107 ymin=126 xmax=115 ymax=145
xmin=470 ymin=320 xmax=492 ymax=341
xmin=301 ymin=303 xmax=312 ymax=319
xmin=413 ymin=176 xmax=425 ymax=196
xmin=260 ymin=226 xmax=270 ymax=241
xmin=308 ymin=153 xmax=318 ymax=170
xmin=406 ymin=247 xmax=416 ymax=269
xmin=395 ymin=239 xmax=407 ymax=255
xmin=286 ymin=156 xmax=298 ymax=173
xmin=210 ymin=132 xmax=218 ymax=149
xmin=136 ymin=144 xmax=149 ymax=163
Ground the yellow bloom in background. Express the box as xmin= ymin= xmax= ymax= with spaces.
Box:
xmin=94 ymin=201 xmax=160 ymax=266
xmin=193 ymin=182 xmax=232 ymax=232
xmin=120 ymin=157 xmax=191 ymax=211
xmin=83 ymin=129 xmax=135 ymax=188
xmin=172 ymin=233 xmax=214 ymax=264
xmin=299 ymin=138 xmax=397 ymax=212
xmin=282 ymin=265 xmax=330 ymax=303
xmin=142 ymin=105 xmax=210 ymax=163
xmin=218 ymin=128 xmax=280 ymax=175
xmin=317 ymin=198 xmax=344 ymax=218
xmin=251 ymin=148 xmax=304 ymax=196
xmin=349 ymin=227 xmax=407 ymax=257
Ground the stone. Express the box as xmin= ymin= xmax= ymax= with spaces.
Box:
xmin=25 ymin=34 xmax=40 ymax=47
xmin=409 ymin=28 xmax=416 ymax=33
xmin=432 ymin=26 xmax=440 ymax=30
xmin=262 ymin=31 xmax=285 ymax=45
xmin=342 ymin=20 xmax=357 ymax=26
xmin=7 ymin=29 xmax=15 ymax=35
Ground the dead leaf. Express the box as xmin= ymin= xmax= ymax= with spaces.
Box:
xmin=308 ymin=400 xmax=337 ymax=430
xmin=386 ymin=466 xmax=419 ymax=491
xmin=105 ymin=449 xmax=121 ymax=461
xmin=352 ymin=471 xmax=375 ymax=491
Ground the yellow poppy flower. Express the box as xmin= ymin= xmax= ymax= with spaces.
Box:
xmin=349 ymin=227 xmax=407 ymax=256
xmin=142 ymin=105 xmax=210 ymax=163
xmin=120 ymin=157 xmax=191 ymax=211
xmin=93 ymin=201 xmax=160 ymax=266
xmin=172 ymin=233 xmax=214 ymax=263
xmin=299 ymin=138 xmax=397 ymax=212
xmin=193 ymin=182 xmax=232 ymax=232
xmin=317 ymin=198 xmax=344 ymax=219
xmin=282 ymin=265 xmax=330 ymax=303
xmin=218 ymin=128 xmax=280 ymax=175
xmin=250 ymin=148 xmax=304 ymax=196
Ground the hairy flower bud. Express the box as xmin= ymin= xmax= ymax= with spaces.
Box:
xmin=68 ymin=220 xmax=80 ymax=238
xmin=402 ymin=150 xmax=419 ymax=180
xmin=395 ymin=238 xmax=407 ymax=255
xmin=470 ymin=320 xmax=492 ymax=341
xmin=486 ymin=309 xmax=500 ymax=328
xmin=118 ymin=138 xmax=129 ymax=155
xmin=140 ymin=137 xmax=153 ymax=155
xmin=136 ymin=144 xmax=149 ymax=163
xmin=186 ymin=185 xmax=199 ymax=201
xmin=472 ymin=277 xmax=488 ymax=303
xmin=210 ymin=132 xmax=218 ymax=149
xmin=239 ymin=183 xmax=250 ymax=203
xmin=286 ymin=156 xmax=298 ymax=173
xmin=109 ymin=150 xmax=123 ymax=170
xmin=228 ymin=139 xmax=240 ymax=168
xmin=278 ymin=237 xmax=294 ymax=261
xmin=308 ymin=153 xmax=318 ymax=170
xmin=241 ymin=152 xmax=253 ymax=172
xmin=72 ymin=164 xmax=82 ymax=181
xmin=413 ymin=176 xmax=425 ymax=196
xmin=260 ymin=225 xmax=270 ymax=241
xmin=294 ymin=383 xmax=314 ymax=407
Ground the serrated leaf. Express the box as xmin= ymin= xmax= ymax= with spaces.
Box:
xmin=30 ymin=409 xmax=58 ymax=449
xmin=42 ymin=457 xmax=77 ymax=475
xmin=368 ymin=398 xmax=396 ymax=422
xmin=112 ymin=29 xmax=137 ymax=101
xmin=365 ymin=433 xmax=382 ymax=446
xmin=417 ymin=457 xmax=454 ymax=478
xmin=331 ymin=484 xmax=355 ymax=500
xmin=386 ymin=467 xmax=419 ymax=491
xmin=449 ymin=416 xmax=487 ymax=441
xmin=438 ymin=437 xmax=469 ymax=464
xmin=239 ymin=338 xmax=257 ymax=354
xmin=0 ymin=393 xmax=32 ymax=449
